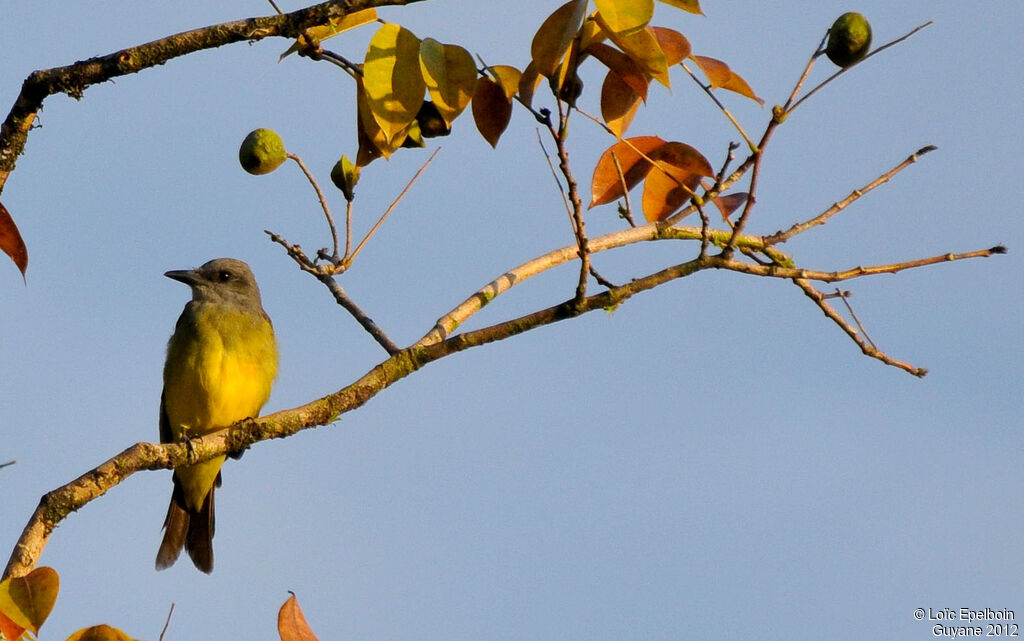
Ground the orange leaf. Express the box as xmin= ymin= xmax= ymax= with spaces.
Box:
xmin=64 ymin=624 xmax=135 ymax=641
xmin=589 ymin=136 xmax=667 ymax=208
xmin=712 ymin=192 xmax=749 ymax=220
xmin=0 ymin=567 xmax=59 ymax=636
xmin=278 ymin=594 xmax=320 ymax=641
xmin=585 ymin=43 xmax=649 ymax=100
xmin=531 ymin=0 xmax=588 ymax=77
xmin=472 ymin=77 xmax=513 ymax=148
xmin=0 ymin=201 xmax=27 ymax=280
xmin=651 ymin=26 xmax=691 ymax=66
xmin=641 ymin=142 xmax=714 ymax=222
xmin=601 ymin=71 xmax=642 ymax=136
xmin=364 ymin=24 xmax=425 ymax=144
xmin=657 ymin=0 xmax=703 ymax=14
xmin=0 ymin=610 xmax=25 ymax=641
xmin=691 ymin=55 xmax=763 ymax=105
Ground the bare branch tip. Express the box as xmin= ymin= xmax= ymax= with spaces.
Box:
xmin=990 ymin=245 xmax=1008 ymax=255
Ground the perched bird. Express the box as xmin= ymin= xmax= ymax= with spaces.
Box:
xmin=155 ymin=258 xmax=278 ymax=573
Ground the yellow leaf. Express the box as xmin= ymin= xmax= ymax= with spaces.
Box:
xmin=530 ymin=0 xmax=588 ymax=77
xmin=691 ymin=55 xmax=764 ymax=105
xmin=517 ymin=61 xmax=544 ymax=108
xmin=594 ymin=0 xmax=653 ymax=36
xmin=279 ymin=9 xmax=377 ymax=60
xmin=657 ymin=0 xmax=703 ymax=14
xmin=641 ymin=142 xmax=714 ymax=222
xmin=590 ymin=136 xmax=667 ymax=207
xmin=64 ymin=624 xmax=135 ymax=641
xmin=0 ymin=567 xmax=59 ymax=636
xmin=472 ymin=77 xmax=513 ymax=148
xmin=419 ymin=38 xmax=478 ymax=126
xmin=487 ymin=65 xmax=522 ymax=100
xmin=356 ymin=80 xmax=405 ymax=166
xmin=597 ymin=21 xmax=669 ymax=88
xmin=601 ymin=71 xmax=642 ymax=136
xmin=578 ymin=13 xmax=608 ymax=50
xmin=278 ymin=594 xmax=320 ymax=641
xmin=364 ymin=23 xmax=425 ymax=144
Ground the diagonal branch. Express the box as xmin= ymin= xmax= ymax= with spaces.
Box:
xmin=764 ymin=145 xmax=936 ymax=245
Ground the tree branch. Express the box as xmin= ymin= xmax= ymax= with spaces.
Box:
xmin=0 ymin=0 xmax=429 ymax=193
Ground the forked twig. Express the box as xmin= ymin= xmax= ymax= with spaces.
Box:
xmin=793 ymin=277 xmax=926 ymax=376
xmin=787 ymin=21 xmax=934 ymax=115
xmin=343 ymin=147 xmax=440 ymax=270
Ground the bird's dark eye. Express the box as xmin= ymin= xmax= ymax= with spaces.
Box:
xmin=218 ymin=270 xmax=232 ymax=282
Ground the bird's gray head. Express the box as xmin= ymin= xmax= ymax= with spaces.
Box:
xmin=164 ymin=258 xmax=264 ymax=307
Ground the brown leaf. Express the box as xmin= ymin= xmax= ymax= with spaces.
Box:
xmin=279 ymin=594 xmax=319 ymax=641
xmin=0 ymin=201 xmax=28 ymax=280
xmin=585 ymin=42 xmax=650 ymax=100
xmin=589 ymin=136 xmax=667 ymax=208
xmin=472 ymin=77 xmax=513 ymax=148
xmin=651 ymin=26 xmax=691 ymax=66
xmin=601 ymin=71 xmax=642 ymax=136
xmin=641 ymin=142 xmax=714 ymax=222
xmin=691 ymin=55 xmax=763 ymax=105
xmin=531 ymin=0 xmax=588 ymax=77
xmin=712 ymin=192 xmax=749 ymax=220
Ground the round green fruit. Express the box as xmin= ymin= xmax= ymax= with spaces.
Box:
xmin=239 ymin=128 xmax=287 ymax=175
xmin=825 ymin=12 xmax=872 ymax=68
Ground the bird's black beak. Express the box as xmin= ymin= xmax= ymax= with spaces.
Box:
xmin=164 ymin=269 xmax=200 ymax=286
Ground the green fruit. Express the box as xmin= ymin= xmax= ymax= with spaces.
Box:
xmin=330 ymin=155 xmax=360 ymax=201
xmin=825 ymin=12 xmax=872 ymax=68
xmin=239 ymin=128 xmax=287 ymax=175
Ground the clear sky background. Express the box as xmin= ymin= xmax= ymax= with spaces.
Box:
xmin=1 ymin=2 xmax=1021 ymax=640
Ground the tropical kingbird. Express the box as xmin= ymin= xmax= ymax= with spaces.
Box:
xmin=155 ymin=258 xmax=278 ymax=573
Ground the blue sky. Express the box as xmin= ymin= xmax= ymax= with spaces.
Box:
xmin=1 ymin=2 xmax=1021 ymax=640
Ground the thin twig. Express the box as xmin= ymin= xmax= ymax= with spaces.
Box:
xmin=0 ymin=460 xmax=16 ymax=470
xmin=780 ymin=30 xmax=830 ymax=112
xmin=682 ymin=62 xmax=757 ymax=152
xmin=267 ymin=230 xmax=401 ymax=355
xmin=764 ymin=145 xmax=937 ymax=245
xmin=834 ymin=288 xmax=878 ymax=350
xmin=793 ymin=278 xmax=926 ymax=376
xmin=609 ymin=149 xmax=636 ymax=227
xmin=787 ymin=21 xmax=934 ymax=115
xmin=158 ymin=603 xmax=175 ymax=641
xmin=345 ymin=199 xmax=353 ymax=259
xmin=536 ymin=129 xmax=572 ymax=217
xmin=287 ymin=153 xmax=340 ymax=261
xmin=589 ymin=266 xmax=617 ymax=289
xmin=547 ymin=105 xmax=589 ymax=304
xmin=345 ymin=147 xmax=440 ymax=269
